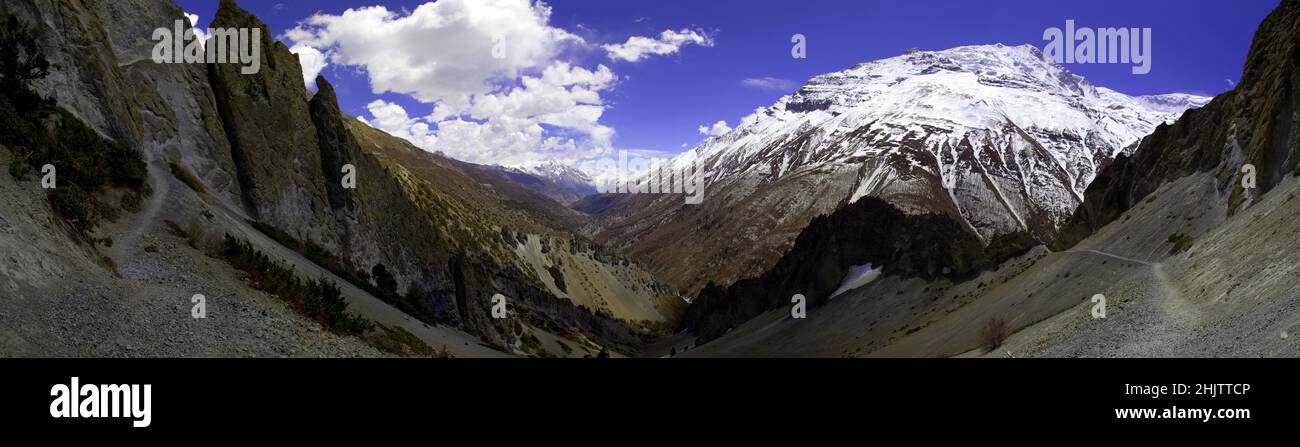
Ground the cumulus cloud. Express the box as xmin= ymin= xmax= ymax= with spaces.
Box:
xmin=286 ymin=0 xmax=628 ymax=169
xmin=290 ymin=45 xmax=328 ymax=89
xmin=359 ymin=62 xmax=617 ymax=167
xmin=740 ymin=77 xmax=797 ymax=92
xmin=363 ymin=100 xmax=439 ymax=149
xmin=603 ymin=28 xmax=714 ymax=62
xmin=285 ymin=0 xmax=582 ymax=105
xmin=698 ymin=120 xmax=731 ymax=137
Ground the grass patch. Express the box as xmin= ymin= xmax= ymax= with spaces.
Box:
xmin=1167 ymin=233 xmax=1195 ymax=255
xmin=517 ymin=330 xmax=543 ymax=353
xmin=169 ymin=162 xmax=205 ymax=194
xmin=367 ymin=324 xmax=451 ymax=358
xmin=1293 ymin=163 xmax=1299 ymax=178
xmin=163 ymin=219 xmax=187 ymax=238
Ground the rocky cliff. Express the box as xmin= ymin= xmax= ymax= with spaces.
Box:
xmin=681 ymin=197 xmax=1035 ymax=343
xmin=1054 ymin=0 xmax=1300 ymax=249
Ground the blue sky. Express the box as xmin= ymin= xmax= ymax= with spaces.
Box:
xmin=176 ymin=0 xmax=1278 ymax=168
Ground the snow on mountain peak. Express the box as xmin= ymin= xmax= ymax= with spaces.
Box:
xmin=668 ymin=43 xmax=1210 ymax=242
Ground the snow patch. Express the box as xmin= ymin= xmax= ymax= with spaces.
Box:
xmin=830 ymin=263 xmax=884 ymax=298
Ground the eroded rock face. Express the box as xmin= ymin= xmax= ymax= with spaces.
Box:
xmin=207 ymin=0 xmax=334 ymax=246
xmin=1054 ymin=0 xmax=1300 ymax=250
xmin=307 ymin=76 xmax=356 ymax=214
xmin=1 ymin=0 xmax=143 ymax=146
xmin=90 ymin=0 xmax=242 ymax=202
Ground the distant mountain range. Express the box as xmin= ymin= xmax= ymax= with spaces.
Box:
xmin=461 ymin=160 xmax=598 ymax=206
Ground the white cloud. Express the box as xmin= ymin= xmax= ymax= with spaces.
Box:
xmin=286 ymin=0 xmax=582 ymax=104
xmin=287 ymin=0 xmax=627 ymax=170
xmin=361 ymin=62 xmax=617 ymax=167
xmin=290 ymin=45 xmax=328 ymax=89
xmin=184 ymin=13 xmax=207 ymax=50
xmin=364 ymin=100 xmax=439 ymax=150
xmin=698 ymin=120 xmax=731 ymax=137
xmin=603 ymin=28 xmax=713 ymax=62
xmin=740 ymin=77 xmax=797 ymax=92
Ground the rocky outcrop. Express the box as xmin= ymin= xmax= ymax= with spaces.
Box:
xmin=1054 ymin=0 xmax=1300 ymax=249
xmin=207 ymin=0 xmax=334 ymax=245
xmin=307 ymin=75 xmax=357 ymax=213
xmin=90 ymin=0 xmax=242 ymax=201
xmin=681 ymin=196 xmax=1036 ymax=343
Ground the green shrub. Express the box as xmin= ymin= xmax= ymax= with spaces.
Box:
xmin=48 ymin=185 xmax=96 ymax=232
xmin=248 ymin=219 xmax=301 ymax=251
xmin=169 ymin=162 xmax=205 ymax=194
xmin=7 ymin=158 xmax=29 ymax=179
xmin=1293 ymin=163 xmax=1299 ymax=178
xmin=1167 ymin=233 xmax=1195 ymax=255
xmin=372 ymin=263 xmax=397 ymax=293
xmin=368 ymin=324 xmax=449 ymax=357
xmin=222 ymin=234 xmax=372 ymax=336
xmin=519 ymin=330 xmax=543 ymax=355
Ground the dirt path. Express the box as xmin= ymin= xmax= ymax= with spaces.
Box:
xmin=1152 ymin=262 xmax=1200 ymax=326
xmin=104 ymin=163 xmax=170 ymax=261
xmin=1073 ymin=249 xmax=1151 ymax=265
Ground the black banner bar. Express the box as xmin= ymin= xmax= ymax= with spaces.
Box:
xmin=2 ymin=358 xmax=1292 ymax=436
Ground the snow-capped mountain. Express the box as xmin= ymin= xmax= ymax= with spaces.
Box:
xmin=462 ymin=160 xmax=598 ymax=205
xmin=529 ymin=161 xmax=599 ymax=200
xmin=587 ymin=44 xmax=1210 ymax=293
xmin=684 ymin=43 xmax=1208 ymax=241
